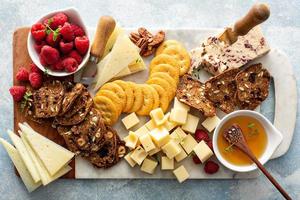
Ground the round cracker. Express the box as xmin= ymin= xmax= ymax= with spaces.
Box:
xmin=150 ymin=64 xmax=179 ymax=84
xmin=148 ymin=85 xmax=160 ymax=110
xmin=150 ymin=54 xmax=180 ymax=72
xmin=127 ymin=82 xmax=144 ymax=113
xmin=161 ymin=46 xmax=191 ymax=76
xmin=136 ymin=84 xmax=155 ymax=116
xmin=149 ymin=84 xmax=170 ymax=112
xmin=94 ymin=96 xmax=119 ymax=125
xmin=114 ymin=80 xmax=134 ymax=113
xmin=99 ymin=82 xmax=126 ymax=110
xmin=146 ymin=77 xmax=173 ymax=101
xmin=96 ymin=90 xmax=123 ymax=115
xmin=150 ymin=71 xmax=178 ymax=88
xmin=156 ymin=40 xmax=183 ymax=55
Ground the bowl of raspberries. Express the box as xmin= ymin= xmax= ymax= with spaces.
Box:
xmin=28 ymin=7 xmax=90 ymax=76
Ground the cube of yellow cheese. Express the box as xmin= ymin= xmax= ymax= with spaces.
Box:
xmin=173 ymin=165 xmax=189 ymax=183
xmin=124 ymin=152 xmax=136 ymax=167
xmin=162 ymin=140 xmax=182 ymax=159
xmin=124 ymin=131 xmax=139 ymax=149
xmin=130 ymin=146 xmax=148 ymax=165
xmin=121 ymin=112 xmax=140 ymax=129
xmin=135 ymin=126 xmax=150 ymax=138
xmin=182 ymin=114 xmax=200 ymax=133
xmin=145 ymin=119 xmax=157 ymax=131
xmin=150 ymin=108 xmax=167 ymax=126
xmin=139 ymin=134 xmax=156 ymax=152
xmin=174 ymin=97 xmax=190 ymax=112
xmin=170 ymin=127 xmax=187 ymax=144
xmin=170 ymin=108 xmax=188 ymax=125
xmin=149 ymin=127 xmax=170 ymax=147
xmin=175 ymin=145 xmax=188 ymax=162
xmin=201 ymin=116 xmax=220 ymax=132
xmin=148 ymin=147 xmax=161 ymax=156
xmin=140 ymin=158 xmax=158 ymax=174
xmin=193 ymin=141 xmax=214 ymax=163
xmin=161 ymin=156 xmax=174 ymax=170
xmin=180 ymin=134 xmax=198 ymax=154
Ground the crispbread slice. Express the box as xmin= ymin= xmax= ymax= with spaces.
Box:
xmin=235 ymin=63 xmax=271 ymax=110
xmin=33 ymin=80 xmax=64 ymax=118
xmin=176 ymin=75 xmax=216 ymax=117
xmin=204 ymin=68 xmax=240 ymax=113
xmin=59 ymin=83 xmax=84 ymax=116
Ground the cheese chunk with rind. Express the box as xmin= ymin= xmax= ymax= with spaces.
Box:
xmin=193 ymin=141 xmax=213 ymax=163
xmin=161 ymin=156 xmax=174 ymax=170
xmin=182 ymin=114 xmax=200 ymax=133
xmin=202 ymin=116 xmax=220 ymax=132
xmin=149 ymin=127 xmax=170 ymax=147
xmin=130 ymin=146 xmax=148 ymax=165
xmin=135 ymin=126 xmax=150 ymax=139
xmin=173 ymin=165 xmax=189 ymax=183
xmin=140 ymin=158 xmax=158 ymax=174
xmin=180 ymin=134 xmax=198 ymax=154
xmin=170 ymin=127 xmax=187 ymax=144
xmin=145 ymin=119 xmax=157 ymax=131
xmin=124 ymin=152 xmax=136 ymax=167
xmin=150 ymin=108 xmax=167 ymax=126
xmin=170 ymin=108 xmax=188 ymax=125
xmin=124 ymin=131 xmax=139 ymax=149
xmin=139 ymin=134 xmax=156 ymax=152
xmin=174 ymin=145 xmax=188 ymax=162
xmin=174 ymin=97 xmax=190 ymax=112
xmin=162 ymin=140 xmax=182 ymax=159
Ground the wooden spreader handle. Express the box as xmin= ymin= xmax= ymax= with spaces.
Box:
xmin=90 ymin=16 xmax=116 ymax=63
xmin=233 ymin=3 xmax=270 ymax=36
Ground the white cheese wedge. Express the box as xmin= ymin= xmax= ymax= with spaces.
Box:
xmin=19 ymin=131 xmax=72 ymax=186
xmin=193 ymin=141 xmax=214 ymax=163
xmin=149 ymin=126 xmax=170 ymax=147
xmin=201 ymin=116 xmax=221 ymax=132
xmin=174 ymin=97 xmax=190 ymax=112
xmin=124 ymin=152 xmax=136 ymax=167
xmin=140 ymin=158 xmax=158 ymax=174
xmin=174 ymin=145 xmax=188 ymax=162
xmin=170 ymin=127 xmax=187 ymax=144
xmin=162 ymin=140 xmax=182 ymax=159
xmin=19 ymin=123 xmax=74 ymax=176
xmin=139 ymin=134 xmax=156 ymax=152
xmin=124 ymin=131 xmax=139 ymax=149
xmin=170 ymin=108 xmax=188 ymax=125
xmin=114 ymin=58 xmax=146 ymax=78
xmin=182 ymin=114 xmax=200 ymax=133
xmin=122 ymin=112 xmax=140 ymax=130
xmin=0 ymin=138 xmax=41 ymax=192
xmin=180 ymin=134 xmax=198 ymax=154
xmin=103 ymin=26 xmax=124 ymax=58
xmin=94 ymin=33 xmax=142 ymax=89
xmin=130 ymin=146 xmax=148 ymax=165
xmin=161 ymin=156 xmax=174 ymax=170
xmin=173 ymin=165 xmax=189 ymax=183
xmin=7 ymin=130 xmax=40 ymax=183
xmin=150 ymin=108 xmax=167 ymax=126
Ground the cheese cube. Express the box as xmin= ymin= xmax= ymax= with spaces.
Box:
xmin=161 ymin=156 xmax=174 ymax=170
xmin=124 ymin=152 xmax=136 ymax=167
xmin=170 ymin=127 xmax=187 ymax=144
xmin=139 ymin=134 xmax=156 ymax=152
xmin=182 ymin=114 xmax=200 ymax=133
xmin=170 ymin=108 xmax=188 ymax=125
xmin=175 ymin=145 xmax=188 ymax=162
xmin=149 ymin=127 xmax=170 ymax=147
xmin=201 ymin=116 xmax=220 ymax=132
xmin=150 ymin=108 xmax=167 ymax=126
xmin=174 ymin=97 xmax=190 ymax=112
xmin=173 ymin=165 xmax=189 ymax=183
xmin=162 ymin=140 xmax=182 ymax=159
xmin=135 ymin=126 xmax=150 ymax=138
xmin=122 ymin=113 xmax=140 ymax=129
xmin=164 ymin=112 xmax=178 ymax=131
xmin=130 ymin=146 xmax=148 ymax=165
xmin=148 ymin=147 xmax=161 ymax=156
xmin=180 ymin=134 xmax=198 ymax=154
xmin=140 ymin=158 xmax=158 ymax=174
xmin=145 ymin=119 xmax=157 ymax=131
xmin=124 ymin=131 xmax=139 ymax=149
xmin=193 ymin=141 xmax=214 ymax=163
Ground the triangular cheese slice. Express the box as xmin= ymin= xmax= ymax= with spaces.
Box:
xmin=19 ymin=123 xmax=74 ymax=176
xmin=7 ymin=130 xmax=41 ymax=183
xmin=0 ymin=138 xmax=41 ymax=192
xmin=19 ymin=131 xmax=72 ymax=185
xmin=93 ymin=33 xmax=141 ymax=90
xmin=102 ymin=26 xmax=124 ymax=58
xmin=114 ymin=56 xmax=146 ymax=79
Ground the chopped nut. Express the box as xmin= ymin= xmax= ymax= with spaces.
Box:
xmin=118 ymin=146 xmax=126 ymax=157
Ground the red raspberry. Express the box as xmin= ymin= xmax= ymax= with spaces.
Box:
xmin=68 ymin=50 xmax=82 ymax=64
xmin=51 ymin=59 xmax=64 ymax=71
xmin=71 ymin=24 xmax=85 ymax=37
xmin=9 ymin=86 xmax=26 ymax=102
xmin=45 ymin=13 xmax=68 ymax=29
xmin=75 ymin=36 xmax=89 ymax=55
xmin=40 ymin=45 xmax=60 ymax=65
xmin=192 ymin=155 xmax=201 ymax=164
xmin=60 ymin=22 xmax=74 ymax=42
xmin=46 ymin=31 xmax=61 ymax=47
xmin=195 ymin=129 xmax=210 ymax=143
xmin=39 ymin=55 xmax=47 ymax=66
xmin=204 ymin=161 xmax=219 ymax=174
xmin=34 ymin=41 xmax=46 ymax=53
xmin=16 ymin=67 xmax=29 ymax=81
xmin=30 ymin=63 xmax=42 ymax=74
xmin=62 ymin=57 xmax=78 ymax=72
xmin=59 ymin=40 xmax=73 ymax=54
xmin=206 ymin=140 xmax=213 ymax=152
xmin=29 ymin=72 xmax=43 ymax=89
xmin=31 ymin=23 xmax=46 ymax=42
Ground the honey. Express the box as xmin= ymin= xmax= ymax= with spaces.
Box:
xmin=217 ymin=115 xmax=268 ymax=166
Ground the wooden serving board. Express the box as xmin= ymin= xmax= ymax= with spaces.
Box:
xmin=13 ymin=27 xmax=297 ymax=179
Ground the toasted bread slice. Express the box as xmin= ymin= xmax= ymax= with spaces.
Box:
xmin=205 ymin=69 xmax=240 ymax=113
xmin=59 ymin=83 xmax=84 ymax=116
xmin=235 ymin=63 xmax=271 ymax=110
xmin=176 ymin=75 xmax=216 ymax=117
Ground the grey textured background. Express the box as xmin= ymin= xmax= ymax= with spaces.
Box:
xmin=0 ymin=0 xmax=299 ymax=199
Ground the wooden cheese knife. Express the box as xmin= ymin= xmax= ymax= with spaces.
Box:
xmin=218 ymin=3 xmax=270 ymax=45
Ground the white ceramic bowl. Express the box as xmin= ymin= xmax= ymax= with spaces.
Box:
xmin=27 ymin=7 xmax=91 ymax=77
xmin=213 ymin=110 xmax=283 ymax=172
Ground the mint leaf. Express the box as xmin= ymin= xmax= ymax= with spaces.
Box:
xmin=46 ymin=29 xmax=51 ymax=35
xmin=52 ymin=28 xmax=60 ymax=41
xmin=247 ymin=122 xmax=255 ymax=128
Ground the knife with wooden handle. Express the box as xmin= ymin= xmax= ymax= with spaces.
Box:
xmin=219 ymin=3 xmax=270 ymax=45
